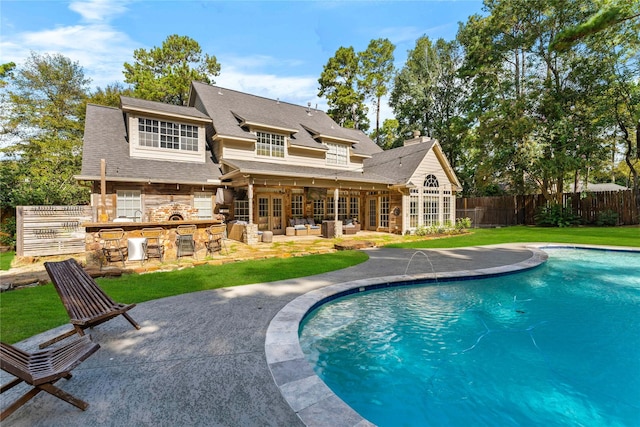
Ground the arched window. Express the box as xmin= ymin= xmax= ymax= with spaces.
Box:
xmin=424 ymin=174 xmax=439 ymax=188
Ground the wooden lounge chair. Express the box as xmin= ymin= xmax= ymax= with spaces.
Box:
xmin=39 ymin=258 xmax=140 ymax=349
xmin=1 ymin=335 xmax=100 ymax=421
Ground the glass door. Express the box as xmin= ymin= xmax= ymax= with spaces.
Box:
xmin=257 ymin=195 xmax=284 ymax=234
xmin=368 ymin=198 xmax=377 ymax=230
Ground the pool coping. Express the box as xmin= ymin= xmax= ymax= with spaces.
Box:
xmin=264 ymin=246 xmax=554 ymax=426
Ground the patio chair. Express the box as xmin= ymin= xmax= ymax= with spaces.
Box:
xmin=38 ymin=258 xmax=141 ymax=349
xmin=141 ymin=227 xmax=164 ymax=262
xmin=176 ymin=224 xmax=197 ymax=259
xmin=0 ymin=335 xmax=100 ymax=421
xmin=98 ymin=228 xmax=126 ymax=268
xmin=205 ymin=224 xmax=228 ymax=256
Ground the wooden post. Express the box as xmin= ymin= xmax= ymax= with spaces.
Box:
xmin=99 ymin=159 xmax=108 ymax=222
xmin=248 ymin=180 xmax=254 ymax=224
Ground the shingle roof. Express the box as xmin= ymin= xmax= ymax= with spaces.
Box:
xmin=364 ymin=141 xmax=436 ymax=184
xmin=222 ymin=159 xmax=393 ymax=184
xmin=120 ymin=96 xmax=211 ymax=121
xmin=78 ymin=104 xmax=222 ymax=185
xmin=190 ymin=82 xmax=382 ymax=157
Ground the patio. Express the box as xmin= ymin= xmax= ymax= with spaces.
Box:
xmin=1 ymin=244 xmax=541 ymax=426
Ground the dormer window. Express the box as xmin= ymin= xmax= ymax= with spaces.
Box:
xmin=138 ymin=118 xmax=198 ymax=152
xmin=326 ymin=142 xmax=348 ymax=166
xmin=256 ymin=131 xmax=285 ymax=158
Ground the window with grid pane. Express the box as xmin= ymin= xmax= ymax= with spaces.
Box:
xmin=256 ymin=131 xmax=285 ymax=157
xmin=194 ymin=192 xmax=212 ymax=219
xmin=138 ymin=118 xmax=198 ymax=152
xmin=338 ymin=197 xmax=347 ymax=219
xmin=291 ymin=194 xmax=304 ymax=218
xmin=409 ymin=191 xmax=419 ymax=228
xmin=350 ymin=196 xmax=359 ymax=220
xmin=379 ymin=196 xmax=389 ymax=228
xmin=116 ymin=190 xmax=141 ymax=220
xmin=326 ymin=143 xmax=348 ymax=165
xmin=313 ymin=199 xmax=325 ymax=222
xmin=234 ymin=200 xmax=249 ymax=222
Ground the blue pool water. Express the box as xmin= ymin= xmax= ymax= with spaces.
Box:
xmin=299 ymin=249 xmax=640 ymax=426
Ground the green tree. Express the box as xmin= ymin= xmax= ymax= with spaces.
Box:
xmin=88 ymin=82 xmax=134 ymax=108
xmin=457 ymin=0 xmax=621 ymax=200
xmin=0 ymin=52 xmax=90 ymax=208
xmin=358 ymin=38 xmax=395 ymax=144
xmin=369 ymin=118 xmax=400 ymax=150
xmin=318 ymin=46 xmax=369 ymax=131
xmin=123 ymin=34 xmax=221 ymax=106
xmin=390 ymin=36 xmax=467 ymax=168
xmin=551 ymin=0 xmax=640 ymax=51
xmin=0 ymin=62 xmax=16 ymax=88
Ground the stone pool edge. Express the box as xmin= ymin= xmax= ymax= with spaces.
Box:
xmin=264 ymin=246 xmax=550 ymax=426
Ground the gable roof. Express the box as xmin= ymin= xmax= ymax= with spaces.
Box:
xmin=364 ymin=140 xmax=462 ymax=189
xmin=120 ymin=96 xmax=211 ymax=122
xmin=77 ymin=104 xmax=222 ymax=185
xmin=189 ymin=82 xmax=381 ymax=157
xmin=364 ymin=141 xmax=435 ymax=184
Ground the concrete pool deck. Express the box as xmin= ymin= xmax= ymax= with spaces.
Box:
xmin=2 ymin=244 xmax=546 ymax=426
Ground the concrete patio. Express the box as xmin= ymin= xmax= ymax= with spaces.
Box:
xmin=1 ymin=244 xmax=544 ymax=426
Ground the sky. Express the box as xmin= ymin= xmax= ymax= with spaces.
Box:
xmin=0 ymin=0 xmax=485 ymax=124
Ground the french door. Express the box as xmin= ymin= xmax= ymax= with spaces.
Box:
xmin=257 ymin=196 xmax=284 ymax=234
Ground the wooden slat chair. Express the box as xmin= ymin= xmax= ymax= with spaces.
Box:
xmin=39 ymin=258 xmax=141 ymax=349
xmin=1 ymin=335 xmax=100 ymax=421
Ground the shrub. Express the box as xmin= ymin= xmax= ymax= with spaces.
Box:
xmin=534 ymin=204 xmax=582 ymax=227
xmin=455 ymin=217 xmax=472 ymax=231
xmin=595 ymin=210 xmax=619 ymax=226
xmin=0 ymin=217 xmax=16 ymax=248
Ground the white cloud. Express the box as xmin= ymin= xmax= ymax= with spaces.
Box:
xmin=68 ymin=0 xmax=130 ymax=23
xmin=0 ymin=2 xmax=138 ymax=89
xmin=216 ymin=67 xmax=323 ymax=108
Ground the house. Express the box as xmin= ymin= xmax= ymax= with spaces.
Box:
xmin=77 ymin=82 xmax=462 ymax=241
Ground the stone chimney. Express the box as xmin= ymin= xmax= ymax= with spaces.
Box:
xmin=404 ymin=130 xmax=435 ymax=146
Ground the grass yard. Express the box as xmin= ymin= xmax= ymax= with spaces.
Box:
xmin=0 ymin=250 xmax=368 ymax=344
xmin=0 ymin=251 xmax=15 ymax=271
xmin=385 ymin=225 xmax=640 ymax=249
xmin=1 ymin=225 xmax=638 ymax=344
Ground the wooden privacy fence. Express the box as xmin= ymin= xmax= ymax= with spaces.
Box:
xmin=17 ymin=206 xmax=93 ymax=257
xmin=456 ymin=190 xmax=638 ymax=227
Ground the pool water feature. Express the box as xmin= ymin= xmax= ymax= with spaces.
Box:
xmin=299 ymin=248 xmax=640 ymax=426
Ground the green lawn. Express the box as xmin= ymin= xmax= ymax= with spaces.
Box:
xmin=0 ymin=251 xmax=15 ymax=271
xmin=1 ymin=225 xmax=638 ymax=344
xmin=385 ymin=225 xmax=640 ymax=249
xmin=0 ymin=251 xmax=368 ymax=344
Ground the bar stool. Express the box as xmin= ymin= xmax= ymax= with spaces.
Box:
xmin=141 ymin=227 xmax=164 ymax=262
xmin=176 ymin=225 xmax=197 ymax=259
xmin=98 ymin=228 xmax=126 ymax=268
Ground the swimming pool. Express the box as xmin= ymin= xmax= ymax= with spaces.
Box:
xmin=299 ymin=248 xmax=640 ymax=426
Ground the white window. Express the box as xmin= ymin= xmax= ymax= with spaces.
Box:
xmin=138 ymin=118 xmax=198 ymax=152
xmin=326 ymin=143 xmax=348 ymax=165
xmin=194 ymin=192 xmax=212 ymax=219
xmin=409 ymin=190 xmax=419 ymax=228
xmin=291 ymin=194 xmax=304 ymax=218
xmin=350 ymin=196 xmax=360 ymax=220
xmin=379 ymin=196 xmax=389 ymax=228
xmin=116 ymin=190 xmax=141 ymax=221
xmin=313 ymin=199 xmax=325 ymax=222
xmin=256 ymin=131 xmax=285 ymax=157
